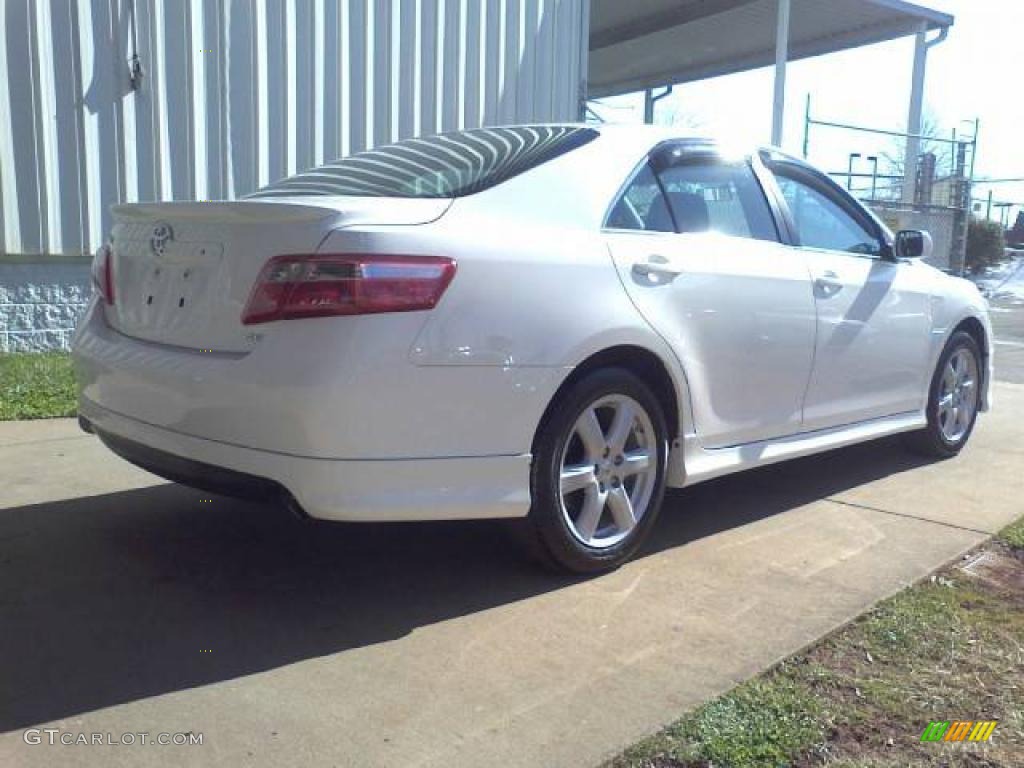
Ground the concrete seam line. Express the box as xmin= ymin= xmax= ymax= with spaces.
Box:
xmin=0 ymin=434 xmax=93 ymax=449
xmin=823 ymin=497 xmax=995 ymax=536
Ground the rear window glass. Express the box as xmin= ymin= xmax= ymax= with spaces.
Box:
xmin=248 ymin=126 xmax=598 ymax=199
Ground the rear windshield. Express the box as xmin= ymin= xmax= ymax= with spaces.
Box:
xmin=248 ymin=125 xmax=598 ymax=199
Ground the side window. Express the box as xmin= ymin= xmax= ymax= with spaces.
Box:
xmin=606 ymin=165 xmax=673 ymax=232
xmin=773 ymin=170 xmax=882 ymax=256
xmin=657 ymin=160 xmax=779 ymax=241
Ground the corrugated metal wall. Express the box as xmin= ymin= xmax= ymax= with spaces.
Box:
xmin=0 ymin=0 xmax=588 ymax=257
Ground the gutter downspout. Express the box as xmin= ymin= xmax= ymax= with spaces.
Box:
xmin=902 ymin=24 xmax=949 ymax=203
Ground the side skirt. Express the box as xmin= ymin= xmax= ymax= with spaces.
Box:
xmin=666 ymin=411 xmax=927 ymax=488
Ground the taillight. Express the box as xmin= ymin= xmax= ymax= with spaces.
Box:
xmin=242 ymin=254 xmax=456 ymax=325
xmin=91 ymin=244 xmax=115 ymax=304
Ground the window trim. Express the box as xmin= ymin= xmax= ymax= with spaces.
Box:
xmin=751 ymin=151 xmax=798 ymax=244
xmin=601 ymin=144 xmax=674 ymax=234
xmin=603 ymin=142 xmax=782 ymax=244
xmin=761 ymin=155 xmax=893 ymax=260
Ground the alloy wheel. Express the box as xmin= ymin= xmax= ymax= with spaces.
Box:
xmin=557 ymin=394 xmax=658 ymax=549
xmin=937 ymin=347 xmax=979 ymax=443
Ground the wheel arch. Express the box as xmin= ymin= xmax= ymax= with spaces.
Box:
xmin=951 ymin=315 xmax=988 ymax=358
xmin=951 ymin=314 xmax=991 ymax=410
xmin=534 ymin=345 xmax=684 ymax=451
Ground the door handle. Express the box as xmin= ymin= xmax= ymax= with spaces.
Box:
xmin=814 ymin=270 xmax=843 ymax=297
xmin=633 ymin=255 xmax=683 ymax=280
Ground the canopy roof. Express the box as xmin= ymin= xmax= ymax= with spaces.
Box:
xmin=588 ymin=0 xmax=954 ymax=98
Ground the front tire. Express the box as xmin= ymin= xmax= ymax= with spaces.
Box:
xmin=526 ymin=368 xmax=669 ymax=573
xmin=904 ymin=331 xmax=983 ymax=458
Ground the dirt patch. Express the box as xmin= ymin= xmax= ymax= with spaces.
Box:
xmin=961 ymin=548 xmax=1024 ymax=590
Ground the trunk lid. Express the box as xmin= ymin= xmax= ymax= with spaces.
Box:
xmin=106 ymin=197 xmax=450 ymax=352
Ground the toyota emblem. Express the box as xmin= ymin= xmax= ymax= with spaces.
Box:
xmin=150 ymin=222 xmax=174 ymax=257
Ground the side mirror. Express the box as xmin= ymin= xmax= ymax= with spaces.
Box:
xmin=894 ymin=229 xmax=933 ymax=261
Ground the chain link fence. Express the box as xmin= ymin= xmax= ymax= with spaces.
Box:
xmin=868 ymin=203 xmax=961 ymax=272
xmin=804 ymin=101 xmax=975 ymax=273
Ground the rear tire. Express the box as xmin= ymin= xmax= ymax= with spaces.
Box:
xmin=524 ymin=367 xmax=669 ymax=574
xmin=903 ymin=331 xmax=983 ymax=458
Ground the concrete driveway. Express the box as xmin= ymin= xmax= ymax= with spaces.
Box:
xmin=2 ymin=369 xmax=1023 ymax=767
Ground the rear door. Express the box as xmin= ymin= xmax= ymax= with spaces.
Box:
xmin=762 ymin=157 xmax=932 ymax=430
xmin=605 ymin=147 xmax=817 ymax=449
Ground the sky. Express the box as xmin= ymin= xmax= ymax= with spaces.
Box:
xmin=589 ymin=0 xmax=1024 ymax=225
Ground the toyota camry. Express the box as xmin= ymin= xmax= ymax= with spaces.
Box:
xmin=72 ymin=124 xmax=993 ymax=572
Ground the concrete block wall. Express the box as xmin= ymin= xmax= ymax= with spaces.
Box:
xmin=0 ymin=262 xmax=91 ymax=352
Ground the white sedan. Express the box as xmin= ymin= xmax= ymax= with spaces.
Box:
xmin=73 ymin=124 xmax=993 ymax=573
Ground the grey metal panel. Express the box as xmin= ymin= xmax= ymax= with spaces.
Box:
xmin=482 ymin=0 xmax=501 ymax=124
xmin=347 ymin=0 xmax=368 ymax=154
xmin=292 ymin=0 xmax=315 ymax=174
xmin=499 ymin=0 xmax=521 ymax=125
xmin=0 ymin=0 xmax=584 ymax=256
xmin=26 ymin=0 xmax=50 ymax=254
xmin=576 ymin=0 xmax=589 ymax=120
xmin=200 ymin=0 xmax=227 ymax=201
xmin=418 ymin=0 xmax=438 ymax=136
xmin=397 ymin=0 xmax=416 ymax=140
xmin=319 ymin=0 xmax=342 ymax=163
xmin=132 ymin=0 xmax=161 ymax=205
xmin=161 ymin=1 xmax=194 ymax=200
xmin=554 ymin=0 xmax=575 ymax=120
xmin=537 ymin=0 xmax=552 ymax=120
xmin=440 ymin=0 xmax=461 ymax=132
xmin=263 ymin=0 xmax=287 ymax=184
xmin=463 ymin=0 xmax=481 ymax=129
xmin=371 ymin=0 xmax=392 ymax=146
xmin=44 ymin=0 xmax=86 ymax=253
xmin=517 ymin=0 xmax=537 ymax=122
xmin=3 ymin=0 xmax=45 ymax=254
xmin=225 ymin=0 xmax=258 ymax=198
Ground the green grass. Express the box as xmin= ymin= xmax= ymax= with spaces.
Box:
xmin=609 ymin=519 xmax=1024 ymax=768
xmin=615 ymin=676 xmax=824 ymax=768
xmin=0 ymin=352 xmax=78 ymax=420
xmin=998 ymin=516 xmax=1024 ymax=551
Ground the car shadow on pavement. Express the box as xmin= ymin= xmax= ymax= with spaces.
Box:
xmin=0 ymin=436 xmax=933 ymax=732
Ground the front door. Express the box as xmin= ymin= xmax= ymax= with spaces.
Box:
xmin=765 ymin=160 xmax=932 ymax=430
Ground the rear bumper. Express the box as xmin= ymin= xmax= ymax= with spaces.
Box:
xmin=91 ymin=423 xmax=290 ymax=503
xmin=80 ymin=398 xmax=531 ymax=522
xmin=72 ymin=299 xmax=564 ymax=459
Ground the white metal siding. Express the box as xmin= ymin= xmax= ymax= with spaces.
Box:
xmin=0 ymin=0 xmax=587 ymax=256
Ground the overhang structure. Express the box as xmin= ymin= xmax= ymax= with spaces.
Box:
xmin=588 ymin=0 xmax=954 ymax=151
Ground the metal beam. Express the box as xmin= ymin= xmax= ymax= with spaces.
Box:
xmin=902 ymin=28 xmax=927 ymax=203
xmin=588 ymin=16 xmax=931 ymax=98
xmin=901 ymin=24 xmax=948 ymax=203
xmin=771 ymin=0 xmax=790 ymax=147
xmin=644 ymin=85 xmax=674 ymax=124
xmin=862 ymin=0 xmax=954 ymax=29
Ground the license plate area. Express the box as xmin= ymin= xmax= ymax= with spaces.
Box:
xmin=114 ymin=240 xmax=224 ymax=337
xmin=141 ymin=242 xmax=222 ymax=312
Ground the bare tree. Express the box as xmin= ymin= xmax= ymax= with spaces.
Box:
xmin=881 ymin=111 xmax=954 ymax=179
xmin=654 ymin=102 xmax=705 ymax=132
xmin=585 ymin=98 xmax=705 ymax=131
